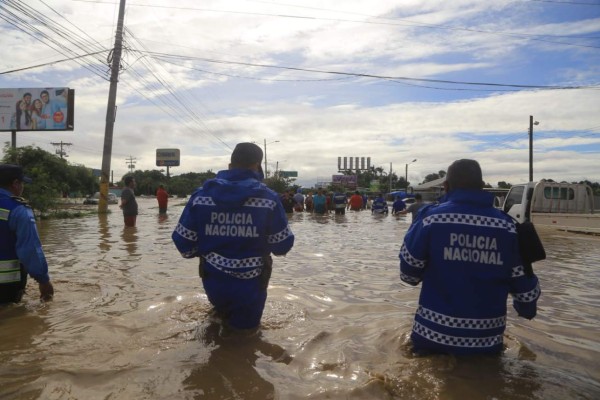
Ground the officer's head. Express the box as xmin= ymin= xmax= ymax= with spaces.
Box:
xmin=0 ymin=164 xmax=32 ymax=196
xmin=230 ymin=142 xmax=263 ymax=177
xmin=444 ymin=159 xmax=484 ymax=192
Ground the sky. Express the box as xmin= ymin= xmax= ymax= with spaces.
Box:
xmin=1 ymin=0 xmax=599 ymax=188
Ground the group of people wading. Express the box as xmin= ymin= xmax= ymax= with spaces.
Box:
xmin=3 ymin=145 xmax=541 ymax=356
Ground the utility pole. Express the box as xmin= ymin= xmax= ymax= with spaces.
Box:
xmin=125 ymin=155 xmax=137 ymax=174
xmin=51 ymin=141 xmax=72 ymax=159
xmin=389 ymin=162 xmax=392 ymax=193
xmin=529 ymin=116 xmax=539 ymax=182
xmin=98 ymin=0 xmax=127 ymax=213
xmin=264 ymin=139 xmax=268 ymax=178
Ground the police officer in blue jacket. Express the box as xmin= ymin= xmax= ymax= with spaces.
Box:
xmin=371 ymin=193 xmax=388 ymax=214
xmin=400 ymin=159 xmax=540 ymax=355
xmin=172 ymin=143 xmax=294 ymax=330
xmin=0 ymin=164 xmax=54 ymax=304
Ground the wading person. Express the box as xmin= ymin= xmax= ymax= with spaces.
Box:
xmin=172 ymin=142 xmax=295 ymax=330
xmin=0 ymin=164 xmax=54 ymax=304
xmin=399 ymin=193 xmax=426 ymax=224
xmin=399 ymin=159 xmax=540 ymax=355
xmin=347 ymin=190 xmax=363 ymax=211
xmin=120 ymin=176 xmax=138 ymax=227
xmin=156 ymin=184 xmax=169 ymax=214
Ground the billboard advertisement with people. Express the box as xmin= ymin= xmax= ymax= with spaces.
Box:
xmin=0 ymin=87 xmax=74 ymax=131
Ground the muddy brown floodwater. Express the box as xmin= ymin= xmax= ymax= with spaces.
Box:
xmin=1 ymin=197 xmax=599 ymax=399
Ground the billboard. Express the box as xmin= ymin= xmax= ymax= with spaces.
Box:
xmin=156 ymin=148 xmax=180 ymax=166
xmin=0 ymin=88 xmax=74 ymax=131
xmin=332 ymin=174 xmax=357 ymax=188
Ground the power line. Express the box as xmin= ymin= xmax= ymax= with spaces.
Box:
xmin=140 ymin=50 xmax=600 ymax=90
xmin=0 ymin=0 xmax=111 ymax=80
xmin=0 ymin=50 xmax=110 ymax=75
xmin=71 ymin=0 xmax=600 ymax=50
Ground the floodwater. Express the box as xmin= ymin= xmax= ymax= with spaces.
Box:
xmin=1 ymin=197 xmax=599 ymax=400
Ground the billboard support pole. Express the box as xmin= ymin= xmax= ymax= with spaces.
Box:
xmin=99 ymin=0 xmax=127 ymax=213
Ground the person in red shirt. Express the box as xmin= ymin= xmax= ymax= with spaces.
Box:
xmin=156 ymin=184 xmax=169 ymax=214
xmin=347 ymin=190 xmax=364 ymax=211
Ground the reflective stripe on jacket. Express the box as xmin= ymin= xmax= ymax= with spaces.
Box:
xmin=0 ymin=259 xmax=21 ymax=283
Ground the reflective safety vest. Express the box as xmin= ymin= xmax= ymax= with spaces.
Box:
xmin=0 ymin=196 xmax=25 ymax=285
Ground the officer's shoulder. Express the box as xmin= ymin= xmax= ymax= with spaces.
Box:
xmin=10 ymin=196 xmax=30 ymax=207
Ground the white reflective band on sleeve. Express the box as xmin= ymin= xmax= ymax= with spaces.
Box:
xmin=0 ymin=271 xmax=21 ymax=283
xmin=0 ymin=260 xmax=20 ymax=271
xmin=0 ymin=208 xmax=9 ymax=220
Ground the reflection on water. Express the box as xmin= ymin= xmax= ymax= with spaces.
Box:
xmin=184 ymin=316 xmax=292 ymax=399
xmin=1 ymin=199 xmax=599 ymax=399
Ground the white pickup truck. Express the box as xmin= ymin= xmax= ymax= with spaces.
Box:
xmin=502 ymin=180 xmax=600 ymax=234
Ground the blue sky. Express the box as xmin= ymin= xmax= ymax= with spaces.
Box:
xmin=1 ymin=0 xmax=599 ymax=187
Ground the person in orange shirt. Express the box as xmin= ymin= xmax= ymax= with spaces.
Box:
xmin=156 ymin=184 xmax=169 ymax=214
xmin=347 ymin=190 xmax=364 ymax=211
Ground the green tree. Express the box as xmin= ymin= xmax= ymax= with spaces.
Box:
xmin=422 ymin=170 xmax=446 ymax=184
xmin=2 ymin=145 xmax=97 ymax=213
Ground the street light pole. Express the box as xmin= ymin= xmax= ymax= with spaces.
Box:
xmin=405 ymin=159 xmax=417 ymax=188
xmin=528 ymin=116 xmax=539 ymax=182
xmin=264 ymin=139 xmax=268 ymax=178
xmin=262 ymin=139 xmax=279 ymax=178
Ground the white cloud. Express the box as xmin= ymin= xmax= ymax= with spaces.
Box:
xmin=1 ymin=0 xmax=598 ymax=188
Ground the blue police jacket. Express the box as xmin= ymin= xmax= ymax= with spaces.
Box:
xmin=392 ymin=199 xmax=406 ymax=213
xmin=399 ymin=189 xmax=540 ymax=355
xmin=172 ymin=169 xmax=294 ymax=279
xmin=372 ymin=197 xmax=388 ymax=213
xmin=0 ymin=188 xmax=50 ymax=284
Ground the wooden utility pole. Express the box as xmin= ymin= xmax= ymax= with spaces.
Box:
xmin=99 ymin=0 xmax=127 ymax=212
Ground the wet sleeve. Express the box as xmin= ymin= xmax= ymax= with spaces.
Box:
xmin=509 ymin=252 xmax=541 ymax=319
xmin=399 ymin=220 xmax=429 ymax=286
xmin=267 ymin=198 xmax=294 ymax=256
xmin=172 ymin=200 xmax=199 ymax=258
xmin=10 ymin=206 xmax=50 ymax=283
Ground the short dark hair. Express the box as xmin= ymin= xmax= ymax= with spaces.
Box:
xmin=415 ymin=193 xmax=422 ymax=200
xmin=230 ymin=142 xmax=263 ymax=168
xmin=124 ymin=176 xmax=135 ymax=186
xmin=445 ymin=159 xmax=484 ymax=191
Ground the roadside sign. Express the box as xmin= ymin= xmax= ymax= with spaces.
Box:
xmin=156 ymin=148 xmax=180 ymax=167
xmin=280 ymin=170 xmax=298 ymax=178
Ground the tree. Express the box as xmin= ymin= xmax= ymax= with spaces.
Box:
xmin=497 ymin=181 xmax=512 ymax=189
xmin=422 ymin=170 xmax=446 ymax=184
xmin=2 ymin=145 xmax=98 ymax=213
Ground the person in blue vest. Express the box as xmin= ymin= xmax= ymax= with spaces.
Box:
xmin=0 ymin=164 xmax=54 ymax=304
xmin=332 ymin=191 xmax=347 ymax=215
xmin=371 ymin=193 xmax=388 ymax=214
xmin=391 ymin=196 xmax=406 ymax=215
xmin=172 ymin=143 xmax=295 ymax=330
xmin=400 ymin=159 xmax=540 ymax=355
